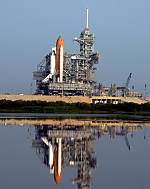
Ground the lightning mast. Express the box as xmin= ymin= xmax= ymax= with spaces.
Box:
xmin=86 ymin=8 xmax=89 ymax=29
xmin=73 ymin=9 xmax=99 ymax=85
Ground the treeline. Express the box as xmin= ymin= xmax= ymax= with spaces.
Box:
xmin=0 ymin=100 xmax=149 ymax=114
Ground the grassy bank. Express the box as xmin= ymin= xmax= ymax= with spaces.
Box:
xmin=0 ymin=100 xmax=150 ymax=115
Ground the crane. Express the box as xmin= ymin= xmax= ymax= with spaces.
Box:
xmin=125 ymin=73 xmax=132 ymax=89
xmin=122 ymin=73 xmax=132 ymax=96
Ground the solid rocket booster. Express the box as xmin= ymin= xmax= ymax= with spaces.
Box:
xmin=49 ymin=142 xmax=54 ymax=174
xmin=56 ymin=36 xmax=64 ymax=83
xmin=42 ymin=47 xmax=56 ymax=83
xmin=58 ymin=138 xmax=62 ymax=176
xmin=50 ymin=47 xmax=56 ymax=76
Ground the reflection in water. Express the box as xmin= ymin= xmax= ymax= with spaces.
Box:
xmin=31 ymin=124 xmax=143 ymax=189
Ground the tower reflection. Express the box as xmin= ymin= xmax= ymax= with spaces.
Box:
xmin=32 ymin=124 xmax=96 ymax=188
xmin=31 ymin=123 xmax=143 ymax=189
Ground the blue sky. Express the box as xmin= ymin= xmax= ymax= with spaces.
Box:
xmin=0 ymin=0 xmax=150 ymax=94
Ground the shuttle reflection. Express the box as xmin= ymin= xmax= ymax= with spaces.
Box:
xmin=32 ymin=125 xmax=96 ymax=188
xmin=31 ymin=124 xmax=143 ymax=188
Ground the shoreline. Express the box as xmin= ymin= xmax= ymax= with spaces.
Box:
xmin=0 ymin=117 xmax=150 ymax=127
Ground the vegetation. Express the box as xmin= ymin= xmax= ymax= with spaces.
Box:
xmin=0 ymin=100 xmax=149 ymax=116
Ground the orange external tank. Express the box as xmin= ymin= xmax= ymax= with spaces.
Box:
xmin=56 ymin=36 xmax=64 ymax=82
xmin=54 ymin=144 xmax=62 ymax=184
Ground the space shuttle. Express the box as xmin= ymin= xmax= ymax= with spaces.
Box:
xmin=42 ymin=36 xmax=64 ymax=83
xmin=41 ymin=137 xmax=62 ymax=184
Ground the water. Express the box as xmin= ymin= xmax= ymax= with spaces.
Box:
xmin=0 ymin=112 xmax=149 ymax=120
xmin=0 ymin=121 xmax=150 ymax=189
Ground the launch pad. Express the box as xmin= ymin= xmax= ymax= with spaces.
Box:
xmin=33 ymin=9 xmax=142 ymax=98
xmin=33 ymin=9 xmax=99 ymax=96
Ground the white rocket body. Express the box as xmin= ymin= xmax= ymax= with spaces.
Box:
xmin=59 ymin=46 xmax=64 ymax=83
xmin=50 ymin=47 xmax=56 ymax=76
xmin=49 ymin=142 xmax=54 ymax=174
xmin=58 ymin=138 xmax=62 ymax=176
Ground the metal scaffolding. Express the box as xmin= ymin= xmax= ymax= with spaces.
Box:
xmin=33 ymin=9 xmax=142 ymax=98
xmin=33 ymin=9 xmax=99 ymax=96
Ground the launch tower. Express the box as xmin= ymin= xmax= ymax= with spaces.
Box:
xmin=72 ymin=9 xmax=99 ymax=84
xmin=33 ymin=9 xmax=99 ymax=96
